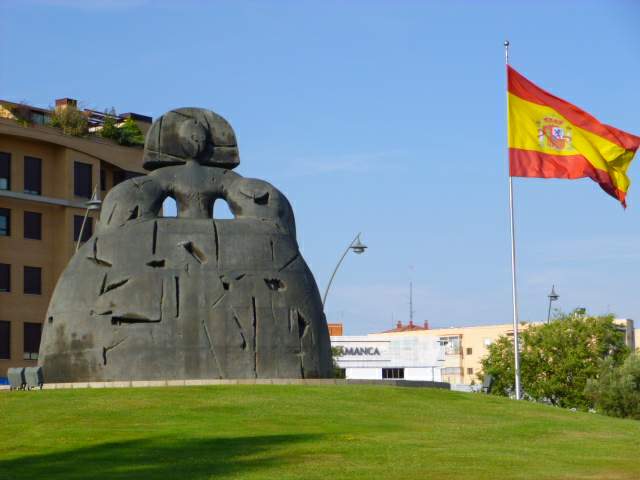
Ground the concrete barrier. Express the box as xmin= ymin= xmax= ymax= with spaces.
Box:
xmin=3 ymin=378 xmax=451 ymax=391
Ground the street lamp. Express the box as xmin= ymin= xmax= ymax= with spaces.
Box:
xmin=321 ymin=233 xmax=367 ymax=308
xmin=546 ymin=285 xmax=559 ymax=323
xmin=75 ymin=186 xmax=102 ymax=252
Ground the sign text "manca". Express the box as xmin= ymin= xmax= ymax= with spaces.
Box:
xmin=336 ymin=346 xmax=381 ymax=356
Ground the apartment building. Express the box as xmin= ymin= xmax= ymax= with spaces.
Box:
xmin=0 ymin=98 xmax=150 ymax=376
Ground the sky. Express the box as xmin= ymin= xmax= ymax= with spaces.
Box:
xmin=2 ymin=0 xmax=640 ymax=334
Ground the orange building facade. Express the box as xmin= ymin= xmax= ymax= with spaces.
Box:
xmin=0 ymin=100 xmax=149 ymax=379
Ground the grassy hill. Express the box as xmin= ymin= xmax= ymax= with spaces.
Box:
xmin=1 ymin=384 xmax=638 ymax=479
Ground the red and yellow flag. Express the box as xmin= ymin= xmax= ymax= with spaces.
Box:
xmin=508 ymin=66 xmax=640 ymax=207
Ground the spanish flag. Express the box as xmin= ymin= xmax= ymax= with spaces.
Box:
xmin=508 ymin=66 xmax=640 ymax=207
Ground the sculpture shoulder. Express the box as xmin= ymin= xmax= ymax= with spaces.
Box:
xmin=98 ymin=176 xmax=164 ymax=232
xmin=223 ymin=176 xmax=296 ymax=238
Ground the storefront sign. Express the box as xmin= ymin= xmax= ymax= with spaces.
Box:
xmin=335 ymin=346 xmax=381 ymax=356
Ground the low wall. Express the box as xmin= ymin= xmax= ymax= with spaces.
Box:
xmin=1 ymin=378 xmax=450 ymax=391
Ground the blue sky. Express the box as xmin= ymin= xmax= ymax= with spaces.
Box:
xmin=2 ymin=0 xmax=640 ymax=334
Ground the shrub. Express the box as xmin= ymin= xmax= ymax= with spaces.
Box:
xmin=50 ymin=105 xmax=88 ymax=136
xmin=99 ymin=109 xmax=144 ymax=147
xmin=586 ymin=354 xmax=640 ymax=419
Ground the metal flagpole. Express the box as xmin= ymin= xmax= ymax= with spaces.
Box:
xmin=505 ymin=40 xmax=522 ymax=400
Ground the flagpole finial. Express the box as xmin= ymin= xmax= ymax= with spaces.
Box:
xmin=504 ymin=40 xmax=510 ymax=47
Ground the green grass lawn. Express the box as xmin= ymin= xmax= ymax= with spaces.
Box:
xmin=1 ymin=385 xmax=638 ymax=479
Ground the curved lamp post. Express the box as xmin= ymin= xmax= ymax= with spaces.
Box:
xmin=322 ymin=233 xmax=367 ymax=308
xmin=75 ymin=187 xmax=102 ymax=252
xmin=546 ymin=285 xmax=559 ymax=324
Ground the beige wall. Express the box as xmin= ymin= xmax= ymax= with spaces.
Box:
xmin=370 ymin=323 xmax=522 ymax=385
xmin=0 ymin=125 xmax=144 ymax=375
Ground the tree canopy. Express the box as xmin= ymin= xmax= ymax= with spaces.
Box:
xmin=481 ymin=311 xmax=628 ymax=409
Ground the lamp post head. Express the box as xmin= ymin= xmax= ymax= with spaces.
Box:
xmin=350 ymin=236 xmax=367 ymax=255
xmin=548 ymin=285 xmax=559 ymax=302
xmin=86 ymin=190 xmax=102 ymax=211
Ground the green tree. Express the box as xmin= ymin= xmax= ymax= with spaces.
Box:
xmin=586 ymin=353 xmax=640 ymax=419
xmin=50 ymin=105 xmax=88 ymax=136
xmin=117 ymin=117 xmax=145 ymax=146
xmin=99 ymin=108 xmax=119 ymax=140
xmin=481 ymin=311 xmax=628 ymax=409
xmin=99 ymin=109 xmax=144 ymax=146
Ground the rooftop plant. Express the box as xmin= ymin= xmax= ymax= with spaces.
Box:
xmin=50 ymin=104 xmax=88 ymax=137
xmin=99 ymin=109 xmax=144 ymax=146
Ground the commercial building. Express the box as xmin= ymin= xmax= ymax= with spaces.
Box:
xmin=0 ymin=98 xmax=149 ymax=376
xmin=332 ymin=319 xmax=636 ymax=385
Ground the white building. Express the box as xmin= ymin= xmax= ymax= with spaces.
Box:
xmin=331 ymin=333 xmax=448 ymax=382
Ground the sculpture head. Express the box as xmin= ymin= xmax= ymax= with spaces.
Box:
xmin=142 ymin=107 xmax=239 ymax=171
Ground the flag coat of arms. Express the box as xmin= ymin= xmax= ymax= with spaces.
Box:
xmin=507 ymin=66 xmax=640 ymax=207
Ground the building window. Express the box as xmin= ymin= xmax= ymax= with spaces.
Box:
xmin=466 ymin=347 xmax=473 ymax=355
xmin=113 ymin=169 xmax=141 ymax=187
xmin=100 ymin=168 xmax=106 ymax=191
xmin=467 ymin=368 xmax=474 ymax=375
xmin=0 ymin=321 xmax=10 ymax=359
xmin=24 ymin=156 xmax=42 ymax=195
xmin=30 ymin=111 xmax=47 ymax=126
xmin=74 ymin=215 xmax=93 ymax=242
xmin=0 ymin=152 xmax=10 ymax=190
xmin=113 ymin=169 xmax=125 ymax=186
xmin=74 ymin=161 xmax=92 ymax=198
xmin=23 ymin=266 xmax=41 ymax=295
xmin=0 ymin=263 xmax=10 ymax=292
xmin=24 ymin=211 xmax=42 ymax=240
xmin=382 ymin=368 xmax=404 ymax=379
xmin=23 ymin=322 xmax=42 ymax=360
xmin=0 ymin=208 xmax=9 ymax=236
xmin=441 ymin=367 xmax=463 ymax=376
xmin=439 ymin=336 xmax=461 ymax=355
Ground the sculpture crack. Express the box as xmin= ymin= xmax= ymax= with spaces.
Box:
xmin=212 ymin=221 xmax=219 ymax=265
xmin=174 ymin=276 xmax=180 ymax=317
xmin=101 ymin=277 xmax=129 ymax=294
xmin=99 ymin=273 xmax=107 ymax=295
xmin=102 ymin=337 xmax=127 ymax=366
xmin=202 ymin=319 xmax=223 ymax=378
xmin=211 ymin=292 xmax=225 ymax=310
xmin=128 ymin=205 xmax=139 ymax=220
xmin=152 ymin=220 xmax=158 ymax=255
xmin=111 ymin=280 xmax=163 ymax=325
xmin=232 ymin=311 xmax=248 ymax=351
xmin=180 ymin=241 xmax=207 ymax=264
xmin=264 ymin=278 xmax=285 ymax=291
xmin=146 ymin=259 xmax=166 ymax=268
xmin=252 ymin=296 xmax=258 ymax=378
xmin=297 ymin=310 xmax=308 ymax=340
xmin=278 ymin=253 xmax=299 ymax=272
xmin=254 ymin=191 xmax=269 ymax=205
xmin=111 ymin=314 xmax=161 ymax=325
xmin=107 ymin=203 xmax=117 ymax=225
xmin=297 ymin=310 xmax=308 ymax=378
xmin=87 ymin=238 xmax=112 ymax=267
